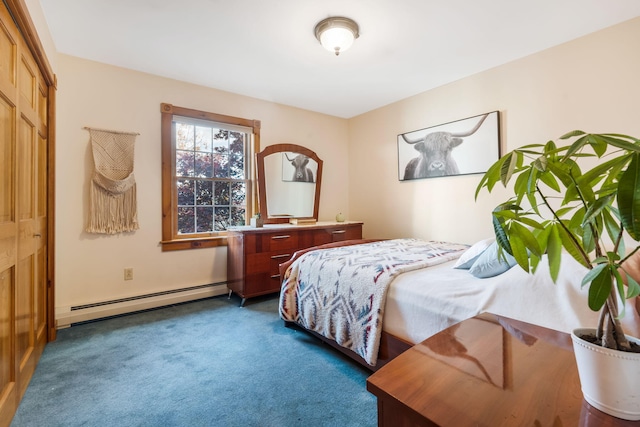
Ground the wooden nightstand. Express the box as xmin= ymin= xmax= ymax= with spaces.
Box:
xmin=367 ymin=313 xmax=637 ymax=427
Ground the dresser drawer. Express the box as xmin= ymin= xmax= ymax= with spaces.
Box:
xmin=269 ymin=251 xmax=293 ymax=275
xmin=244 ymin=273 xmax=281 ymax=295
xmin=312 ymin=225 xmax=362 ymax=245
xmin=264 ymin=231 xmax=298 ymax=252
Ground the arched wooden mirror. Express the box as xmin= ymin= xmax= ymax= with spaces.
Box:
xmin=256 ymin=144 xmax=323 ymax=224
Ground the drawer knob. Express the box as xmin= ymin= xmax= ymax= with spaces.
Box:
xmin=271 ymin=254 xmax=291 ymax=259
xmin=332 ymin=230 xmax=346 ymax=234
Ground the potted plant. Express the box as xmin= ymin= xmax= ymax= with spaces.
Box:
xmin=475 ymin=130 xmax=640 ymax=420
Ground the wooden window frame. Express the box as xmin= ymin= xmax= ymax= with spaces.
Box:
xmin=160 ymin=103 xmax=260 ymax=251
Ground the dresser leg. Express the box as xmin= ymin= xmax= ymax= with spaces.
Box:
xmin=228 ymin=289 xmax=232 ymax=299
xmin=240 ymin=298 xmax=246 ymax=307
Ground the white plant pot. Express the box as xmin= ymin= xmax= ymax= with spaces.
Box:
xmin=571 ymin=328 xmax=640 ymax=420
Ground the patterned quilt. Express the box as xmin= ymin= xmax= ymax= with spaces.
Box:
xmin=278 ymin=238 xmax=469 ymax=365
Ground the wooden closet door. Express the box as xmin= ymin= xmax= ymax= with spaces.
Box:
xmin=0 ymin=3 xmax=49 ymax=425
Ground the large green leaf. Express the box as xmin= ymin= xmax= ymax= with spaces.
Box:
xmin=510 ymin=222 xmax=542 ymax=256
xmin=559 ymin=130 xmax=586 ymax=140
xmin=513 ymin=169 xmax=530 ymax=203
xmin=547 ymin=225 xmax=562 ymax=282
xmin=568 ymin=207 xmax=586 ymax=232
xmin=499 ymin=152 xmax=518 ymax=187
xmin=516 ymin=216 xmax=544 ymax=230
xmin=533 ymin=156 xmax=548 ymax=172
xmin=582 ymin=194 xmax=614 ymax=228
xmin=598 ymin=134 xmax=640 ymax=153
xmin=475 ymin=156 xmax=505 ymax=199
xmin=581 ymin=219 xmax=597 ymax=254
xmin=539 ymin=170 xmax=560 ymax=192
xmin=582 ymin=263 xmax=606 ymax=287
xmin=602 ymin=208 xmax=622 ymax=247
xmin=586 ymin=265 xmax=612 ymax=312
xmin=557 ymin=224 xmax=590 ymax=269
xmin=587 ymin=134 xmax=608 ymax=157
xmin=577 ymin=156 xmax=629 ymax=188
xmin=492 ymin=212 xmax=512 ymax=255
xmin=546 ymin=160 xmax=573 ymax=187
xmin=508 ymin=233 xmax=530 ymax=272
xmin=618 ymin=153 xmax=640 ymax=240
xmin=562 ymin=134 xmax=588 ymax=159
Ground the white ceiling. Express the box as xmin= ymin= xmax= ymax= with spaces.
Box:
xmin=39 ymin=0 xmax=640 ymax=118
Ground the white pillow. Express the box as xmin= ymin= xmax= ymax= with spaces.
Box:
xmin=468 ymin=241 xmax=517 ymax=278
xmin=453 ymin=238 xmax=495 ymax=269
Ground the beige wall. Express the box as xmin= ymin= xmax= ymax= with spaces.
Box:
xmin=24 ymin=0 xmax=57 ymax=71
xmin=29 ymin=7 xmax=640 ymax=318
xmin=54 ymin=54 xmax=350 ymax=313
xmin=349 ymin=17 xmax=640 ymax=244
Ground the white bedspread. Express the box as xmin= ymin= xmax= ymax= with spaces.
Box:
xmin=384 ymin=255 xmax=640 ymax=345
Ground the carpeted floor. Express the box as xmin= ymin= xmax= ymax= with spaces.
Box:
xmin=10 ymin=295 xmax=377 ymax=427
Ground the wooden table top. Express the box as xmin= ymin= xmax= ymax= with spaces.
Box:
xmin=367 ymin=313 xmax=638 ymax=426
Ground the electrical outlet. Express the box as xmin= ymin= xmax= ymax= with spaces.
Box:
xmin=124 ymin=268 xmax=134 ymax=281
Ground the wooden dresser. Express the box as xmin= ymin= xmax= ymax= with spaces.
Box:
xmin=226 ymin=221 xmax=363 ymax=305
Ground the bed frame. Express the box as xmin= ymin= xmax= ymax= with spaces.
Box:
xmin=278 ymin=239 xmax=413 ymax=371
xmin=279 ymin=239 xmax=640 ymax=371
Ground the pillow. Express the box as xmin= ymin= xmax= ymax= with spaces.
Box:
xmin=454 ymin=238 xmax=495 ymax=269
xmin=468 ymin=241 xmax=517 ymax=278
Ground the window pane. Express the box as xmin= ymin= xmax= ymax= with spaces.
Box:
xmin=195 ymin=126 xmax=212 ymax=152
xmin=229 ymin=132 xmax=246 ymax=179
xmin=229 ymin=131 xmax=245 ymax=154
xmin=214 ymin=207 xmax=230 ymax=231
xmin=230 ymin=182 xmax=246 ymax=206
xmin=177 ymin=179 xmax=194 ymax=206
xmin=229 ymin=149 xmax=244 ymax=179
xmin=213 ymin=129 xmax=229 ymax=154
xmin=196 ymin=180 xmax=213 ymax=205
xmin=176 ymin=123 xmax=194 ymax=150
xmin=230 ymin=207 xmax=246 ymax=226
xmin=195 ymin=152 xmax=213 ymax=178
xmin=177 ymin=207 xmax=195 ymax=234
xmin=176 ymin=150 xmax=195 ymax=177
xmin=213 ymin=153 xmax=229 ymax=178
xmin=214 ymin=182 xmax=230 ymax=205
xmin=196 ymin=207 xmax=213 ymax=232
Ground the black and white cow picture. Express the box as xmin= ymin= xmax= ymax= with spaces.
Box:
xmin=399 ymin=113 xmax=493 ymax=180
xmin=284 ymin=153 xmax=315 ymax=183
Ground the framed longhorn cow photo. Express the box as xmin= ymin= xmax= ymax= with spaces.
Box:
xmin=281 ymin=152 xmax=317 ymax=183
xmin=397 ymin=111 xmax=500 ymax=181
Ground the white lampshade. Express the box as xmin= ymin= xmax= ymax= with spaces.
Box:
xmin=314 ymin=17 xmax=360 ymax=56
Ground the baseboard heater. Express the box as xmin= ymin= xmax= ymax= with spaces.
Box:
xmin=55 ymin=282 xmax=228 ymax=328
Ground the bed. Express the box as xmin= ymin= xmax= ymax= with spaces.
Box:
xmin=278 ymin=238 xmax=640 ymax=371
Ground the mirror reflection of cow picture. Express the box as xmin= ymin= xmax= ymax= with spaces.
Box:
xmin=397 ymin=111 xmax=500 ymax=181
xmin=282 ymin=152 xmax=317 ymax=183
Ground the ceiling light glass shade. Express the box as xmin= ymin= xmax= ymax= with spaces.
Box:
xmin=314 ymin=17 xmax=360 ymax=56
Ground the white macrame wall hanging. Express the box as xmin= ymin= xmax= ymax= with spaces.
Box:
xmin=85 ymin=127 xmax=140 ymax=234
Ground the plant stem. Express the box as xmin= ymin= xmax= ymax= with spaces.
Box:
xmin=535 ymin=185 xmax=591 ymax=266
xmin=605 ymin=293 xmax=631 ymax=351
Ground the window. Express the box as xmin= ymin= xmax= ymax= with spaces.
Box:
xmin=161 ymin=103 xmax=260 ymax=251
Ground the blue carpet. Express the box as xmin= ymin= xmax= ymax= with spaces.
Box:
xmin=10 ymin=295 xmax=377 ymax=427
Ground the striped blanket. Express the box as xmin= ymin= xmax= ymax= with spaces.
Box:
xmin=279 ymin=239 xmax=468 ymax=365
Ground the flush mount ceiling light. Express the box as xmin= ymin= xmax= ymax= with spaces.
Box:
xmin=314 ymin=16 xmax=360 ymax=56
